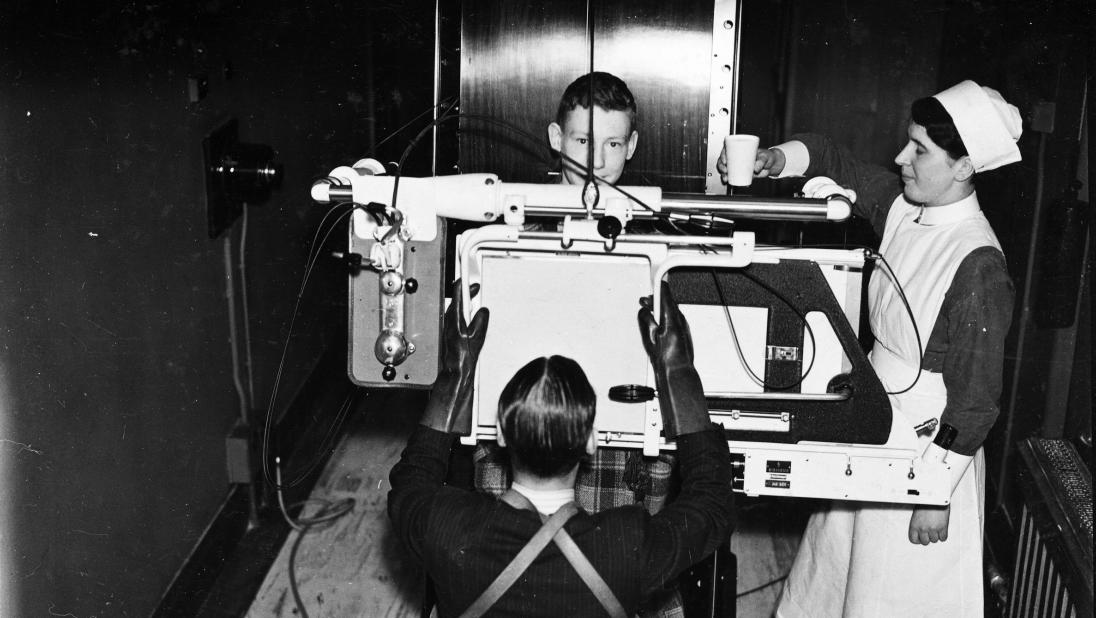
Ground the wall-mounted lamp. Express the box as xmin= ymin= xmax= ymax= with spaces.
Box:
xmin=203 ymin=117 xmax=282 ymax=239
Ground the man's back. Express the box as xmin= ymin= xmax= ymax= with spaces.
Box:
xmin=389 ymin=426 xmax=732 ymax=617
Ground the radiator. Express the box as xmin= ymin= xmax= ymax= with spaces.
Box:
xmin=1008 ymin=438 xmax=1092 ymax=618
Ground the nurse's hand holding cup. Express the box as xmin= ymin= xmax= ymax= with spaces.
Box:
xmin=717 ymin=135 xmax=787 ymax=185
xmin=722 ymin=134 xmax=759 ymax=186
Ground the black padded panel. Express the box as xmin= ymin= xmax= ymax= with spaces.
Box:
xmin=667 ymin=260 xmax=892 ymax=445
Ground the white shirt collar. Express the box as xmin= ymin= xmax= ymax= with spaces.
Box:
xmin=914 ymin=191 xmax=982 ymax=225
xmin=511 ymin=482 xmax=574 ymax=516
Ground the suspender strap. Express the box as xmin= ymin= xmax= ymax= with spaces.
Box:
xmin=501 ymin=490 xmax=625 ymax=616
xmin=553 ymin=528 xmax=628 ymax=618
xmin=458 ymin=490 xmax=628 ymax=618
xmin=457 ymin=501 xmax=578 ymax=618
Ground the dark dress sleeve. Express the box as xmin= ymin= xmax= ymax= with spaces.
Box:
xmin=923 ymin=247 xmax=1015 ymax=455
xmin=791 ymin=133 xmax=904 ymax=236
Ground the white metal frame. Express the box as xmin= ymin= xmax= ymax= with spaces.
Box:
xmin=455 ymin=226 xmax=953 ymax=505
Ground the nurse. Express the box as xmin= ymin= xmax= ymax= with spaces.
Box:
xmin=720 ymin=80 xmax=1022 ymax=616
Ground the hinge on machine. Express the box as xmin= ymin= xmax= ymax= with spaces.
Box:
xmin=766 ymin=345 xmax=799 ymax=361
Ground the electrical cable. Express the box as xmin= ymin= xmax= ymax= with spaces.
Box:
xmin=670 ymin=236 xmax=819 ymax=391
xmin=257 ymin=197 xmax=401 ymax=611
xmin=784 ymin=242 xmax=923 ymax=395
xmin=456 ymin=111 xmax=662 ymax=216
xmin=260 ymin=203 xmax=372 ymax=490
xmin=275 ymin=456 xmax=356 ymax=618
xmin=292 ymin=392 xmax=360 ymax=484
xmin=713 ymin=273 xmax=767 ymax=389
xmin=379 ymin=105 xmax=662 ymax=217
xmin=667 ymin=213 xmax=736 ymax=235
xmin=735 ymin=573 xmax=789 ymax=598
xmin=710 ymin=267 xmax=819 ymax=391
xmin=265 ymin=99 xmax=473 ymax=612
xmin=584 ymin=8 xmax=597 ymax=211
xmin=866 ymin=248 xmax=922 ymax=395
xmin=376 ymin=47 xmax=664 ymax=222
xmin=261 ymin=203 xmax=385 ymax=490
xmin=260 ymin=98 xmax=461 ymax=492
xmin=254 ymin=99 xmax=471 ymax=615
xmin=390 ymin=97 xmax=461 ymax=215
xmin=240 ymin=205 xmax=256 ymax=410
xmin=374 ymin=98 xmax=458 ymax=152
xmin=279 ymin=390 xmax=361 ymax=490
xmin=226 ymin=208 xmax=263 ymax=526
xmin=259 ymin=209 xmax=346 ymax=490
xmin=223 ymin=234 xmax=250 ymax=424
xmin=287 ymin=520 xmax=310 ymax=618
xmin=643 ymin=224 xmax=821 ymax=390
xmin=274 ymin=458 xmax=357 ymax=530
xmin=474 ymin=112 xmax=661 ymax=215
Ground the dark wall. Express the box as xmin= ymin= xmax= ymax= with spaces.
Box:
xmin=735 ymin=0 xmax=791 ymax=143
xmin=0 ymin=1 xmax=435 ymax=615
xmin=1 ymin=0 xmax=1084 ymax=613
xmin=776 ymin=0 xmax=945 ymax=165
xmin=458 ymin=0 xmax=727 ymax=192
xmin=933 ymin=0 xmax=1092 ymax=513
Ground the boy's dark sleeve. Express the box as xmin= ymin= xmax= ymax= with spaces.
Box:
xmin=387 ymin=425 xmax=458 ymax=560
xmin=641 ymin=426 xmax=733 ymax=590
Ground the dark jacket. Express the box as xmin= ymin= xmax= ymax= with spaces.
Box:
xmin=388 ymin=426 xmax=733 ymax=617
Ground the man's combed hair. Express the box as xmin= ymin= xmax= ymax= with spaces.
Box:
xmin=556 ymin=71 xmax=637 ymax=132
xmin=497 ymin=356 xmax=597 ymax=478
xmin=911 ymin=96 xmax=968 ymax=161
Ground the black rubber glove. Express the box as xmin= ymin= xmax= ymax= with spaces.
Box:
xmin=638 ymin=281 xmax=710 ymax=438
xmin=421 ymin=280 xmax=489 ymax=434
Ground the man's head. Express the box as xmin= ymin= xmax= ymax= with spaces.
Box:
xmin=547 ymin=72 xmax=639 ymax=185
xmin=496 ymin=355 xmax=597 ymax=479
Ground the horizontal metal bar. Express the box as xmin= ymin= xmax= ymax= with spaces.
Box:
xmin=663 ymin=192 xmax=847 ymax=221
xmin=706 ymin=390 xmax=851 ymax=402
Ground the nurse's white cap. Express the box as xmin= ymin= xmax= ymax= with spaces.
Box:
xmin=933 ymin=80 xmax=1023 ymax=172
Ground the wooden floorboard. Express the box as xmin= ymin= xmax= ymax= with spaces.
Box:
xmin=247 ymin=389 xmax=427 ymax=618
xmin=245 ymin=389 xmax=809 ymax=618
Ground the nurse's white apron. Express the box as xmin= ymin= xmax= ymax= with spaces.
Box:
xmin=776 ymin=194 xmax=997 ymax=618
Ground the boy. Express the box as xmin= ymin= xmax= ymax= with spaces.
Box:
xmin=547 ymin=71 xmax=639 ymax=186
xmin=475 ymin=72 xmax=675 ymax=513
xmin=474 ymin=72 xmax=688 ymax=616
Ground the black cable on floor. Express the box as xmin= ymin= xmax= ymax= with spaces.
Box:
xmin=275 ymin=458 xmax=356 ymax=618
xmin=288 ymin=521 xmax=310 ymax=618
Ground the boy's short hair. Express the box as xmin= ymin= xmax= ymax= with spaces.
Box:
xmin=497 ymin=355 xmax=596 ymax=478
xmin=556 ymin=72 xmax=637 ymax=133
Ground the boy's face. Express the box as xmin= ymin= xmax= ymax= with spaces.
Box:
xmin=548 ymin=106 xmax=638 ymax=185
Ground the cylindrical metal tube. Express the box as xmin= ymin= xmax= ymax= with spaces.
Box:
xmin=523 ymin=192 xmax=849 ymax=222
xmin=662 ymin=192 xmax=849 ymax=221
